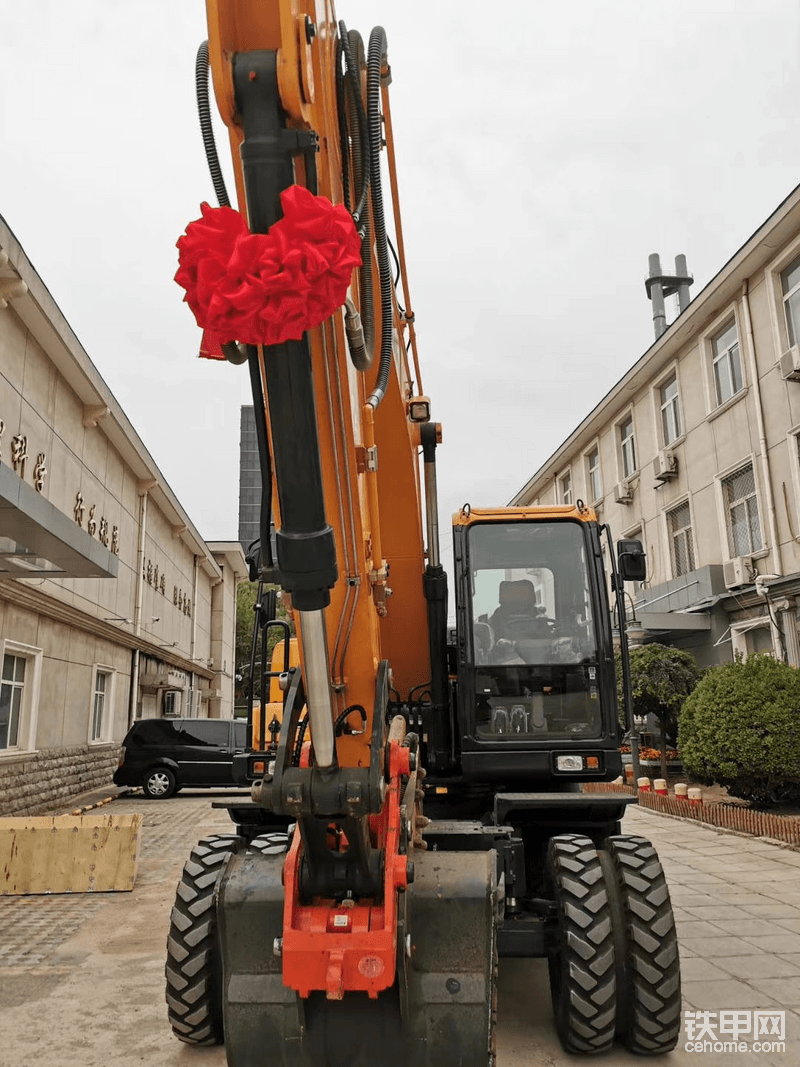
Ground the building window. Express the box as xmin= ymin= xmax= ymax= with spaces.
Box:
xmin=89 ymin=667 xmax=115 ymax=744
xmin=782 ymin=255 xmax=800 ymax=347
xmin=587 ymin=448 xmax=601 ymax=502
xmin=660 ymin=375 xmax=681 ymax=445
xmin=619 ymin=416 xmax=636 ymax=478
xmin=0 ymin=654 xmax=26 ymax=750
xmin=163 ymin=690 xmax=180 ymax=717
xmin=667 ymin=501 xmax=695 ymax=577
xmin=560 ymin=471 xmax=572 ymax=506
xmin=0 ymin=643 xmax=42 ymax=754
xmin=91 ymin=671 xmax=106 ymax=741
xmin=722 ymin=464 xmax=762 ymax=556
xmin=712 ymin=322 xmax=743 ymax=406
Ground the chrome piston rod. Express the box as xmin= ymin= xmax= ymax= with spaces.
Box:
xmin=297 ymin=609 xmax=336 ymax=769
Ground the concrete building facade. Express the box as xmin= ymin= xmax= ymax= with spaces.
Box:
xmin=512 ymin=184 xmax=800 ymax=669
xmin=0 ymin=216 xmax=246 ymax=815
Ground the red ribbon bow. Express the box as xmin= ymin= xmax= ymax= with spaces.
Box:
xmin=175 ymin=185 xmax=361 ymax=349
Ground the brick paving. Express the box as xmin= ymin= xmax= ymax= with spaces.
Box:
xmin=0 ymin=790 xmax=798 ymax=1064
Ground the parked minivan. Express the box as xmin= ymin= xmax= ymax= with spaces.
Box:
xmin=113 ymin=718 xmax=248 ymax=798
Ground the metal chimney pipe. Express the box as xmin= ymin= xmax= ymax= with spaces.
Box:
xmin=648 ymin=253 xmax=667 ymax=339
xmin=675 ymin=254 xmax=691 ymax=312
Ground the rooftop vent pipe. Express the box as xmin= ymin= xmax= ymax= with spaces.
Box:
xmin=645 ymin=254 xmax=693 ymax=339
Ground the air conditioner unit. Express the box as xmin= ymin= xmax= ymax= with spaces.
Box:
xmin=780 ymin=345 xmax=800 ymax=381
xmin=723 ymin=555 xmax=754 ymax=589
xmin=613 ymin=482 xmax=633 ymax=505
xmin=653 ymin=449 xmax=678 ymax=481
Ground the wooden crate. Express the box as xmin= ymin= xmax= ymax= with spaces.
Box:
xmin=0 ymin=813 xmax=142 ymax=894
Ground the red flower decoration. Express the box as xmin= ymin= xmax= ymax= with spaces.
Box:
xmin=175 ymin=185 xmax=361 ymax=348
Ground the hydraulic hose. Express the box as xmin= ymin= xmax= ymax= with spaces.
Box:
xmin=340 ymin=27 xmax=371 ymax=226
xmin=195 ymin=41 xmax=230 ymax=208
xmin=365 ymin=26 xmax=394 ymax=409
xmin=335 ymin=36 xmax=351 ymax=213
xmin=195 ymin=42 xmax=247 ymax=367
xmin=338 ymin=25 xmax=375 ymax=372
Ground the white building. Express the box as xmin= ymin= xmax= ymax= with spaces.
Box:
xmin=0 ymin=215 xmax=246 ymax=815
xmin=512 ymin=184 xmax=800 ymax=669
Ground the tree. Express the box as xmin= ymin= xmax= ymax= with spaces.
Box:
xmin=617 ymin=643 xmax=701 ymax=780
xmin=235 ymin=581 xmax=294 ymax=707
xmin=679 ymin=653 xmax=800 ymax=808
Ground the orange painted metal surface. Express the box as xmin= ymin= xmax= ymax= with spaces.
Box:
xmin=281 ymin=740 xmax=410 ymax=999
xmin=204 ymin=0 xmax=432 ymax=770
xmin=453 ymin=503 xmax=599 ymax=527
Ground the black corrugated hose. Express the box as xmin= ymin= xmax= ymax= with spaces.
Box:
xmin=193 ymin=42 xmax=275 ymax=571
xmin=195 ymin=41 xmax=230 ymax=208
xmin=338 ymin=24 xmax=375 ymax=372
xmin=365 ymin=26 xmax=394 ymax=408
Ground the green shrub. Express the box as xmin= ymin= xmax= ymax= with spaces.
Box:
xmin=616 ymin=643 xmax=701 ymax=741
xmin=678 ymin=654 xmax=800 ymax=807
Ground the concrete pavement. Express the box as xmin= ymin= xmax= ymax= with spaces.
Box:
xmin=0 ymin=793 xmax=798 ymax=1065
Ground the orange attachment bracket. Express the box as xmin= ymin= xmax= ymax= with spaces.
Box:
xmin=281 ymin=739 xmax=410 ymax=1000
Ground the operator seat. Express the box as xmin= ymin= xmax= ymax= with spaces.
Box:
xmin=489 ymin=579 xmax=542 ymax=640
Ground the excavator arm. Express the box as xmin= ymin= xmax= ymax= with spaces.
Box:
xmin=167 ymin=3 xmax=495 ymax=1065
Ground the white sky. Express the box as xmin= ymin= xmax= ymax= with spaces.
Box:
xmin=2 ymin=1 xmax=799 ymax=571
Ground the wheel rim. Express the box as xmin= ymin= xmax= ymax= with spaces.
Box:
xmin=148 ymin=772 xmax=171 ymax=795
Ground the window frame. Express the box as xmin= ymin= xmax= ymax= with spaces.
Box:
xmin=765 ymin=236 xmax=800 ymax=358
xmin=731 ymin=618 xmax=779 ymax=661
xmin=0 ymin=640 xmax=42 ymax=758
xmin=558 ymin=468 xmax=573 ymax=506
xmin=163 ymin=689 xmax=182 ymax=718
xmin=700 ymin=305 xmax=748 ymax=418
xmin=585 ymin=443 xmax=602 ymax=504
xmin=781 ymin=255 xmax=800 ymax=348
xmin=658 ymin=371 xmax=682 ymax=447
xmin=787 ymin=426 xmax=800 ymax=543
xmin=715 ymin=459 xmax=765 ymax=561
xmin=88 ymin=665 xmax=116 ymax=745
xmin=617 ymin=411 xmax=637 ymax=481
xmin=711 ymin=321 xmax=744 ymax=407
xmin=664 ymin=497 xmax=696 ymax=579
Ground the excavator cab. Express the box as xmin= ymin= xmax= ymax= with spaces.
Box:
xmin=453 ymin=507 xmax=625 ymax=787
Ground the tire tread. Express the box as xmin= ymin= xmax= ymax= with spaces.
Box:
xmin=548 ymin=834 xmax=617 ymax=1054
xmin=604 ymin=835 xmax=681 ymax=1055
xmin=165 ymin=834 xmax=239 ymax=1046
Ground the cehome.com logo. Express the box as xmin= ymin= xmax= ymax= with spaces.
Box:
xmin=684 ymin=1010 xmax=786 ymax=1053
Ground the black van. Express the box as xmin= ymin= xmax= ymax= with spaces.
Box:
xmin=113 ymin=718 xmax=248 ymax=798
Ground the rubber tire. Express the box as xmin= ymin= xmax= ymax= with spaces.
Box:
xmin=547 ymin=834 xmax=616 ymax=1054
xmin=602 ymin=836 xmax=681 ymax=1055
xmin=165 ymin=833 xmax=241 ymax=1045
xmin=143 ymin=766 xmax=177 ymax=799
xmin=248 ymin=831 xmax=290 ymax=856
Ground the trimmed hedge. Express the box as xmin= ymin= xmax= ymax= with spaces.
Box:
xmin=679 ymin=654 xmax=800 ymax=807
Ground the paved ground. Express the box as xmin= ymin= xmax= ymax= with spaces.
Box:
xmin=1 ymin=791 xmax=798 ymax=1065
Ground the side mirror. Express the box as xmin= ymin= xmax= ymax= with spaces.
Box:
xmin=618 ymin=539 xmax=646 ymax=583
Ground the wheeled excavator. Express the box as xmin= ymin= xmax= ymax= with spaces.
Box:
xmin=165 ymin=3 xmax=682 ymax=1063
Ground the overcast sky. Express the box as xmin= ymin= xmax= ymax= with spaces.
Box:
xmin=2 ymin=1 xmax=799 ymax=572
